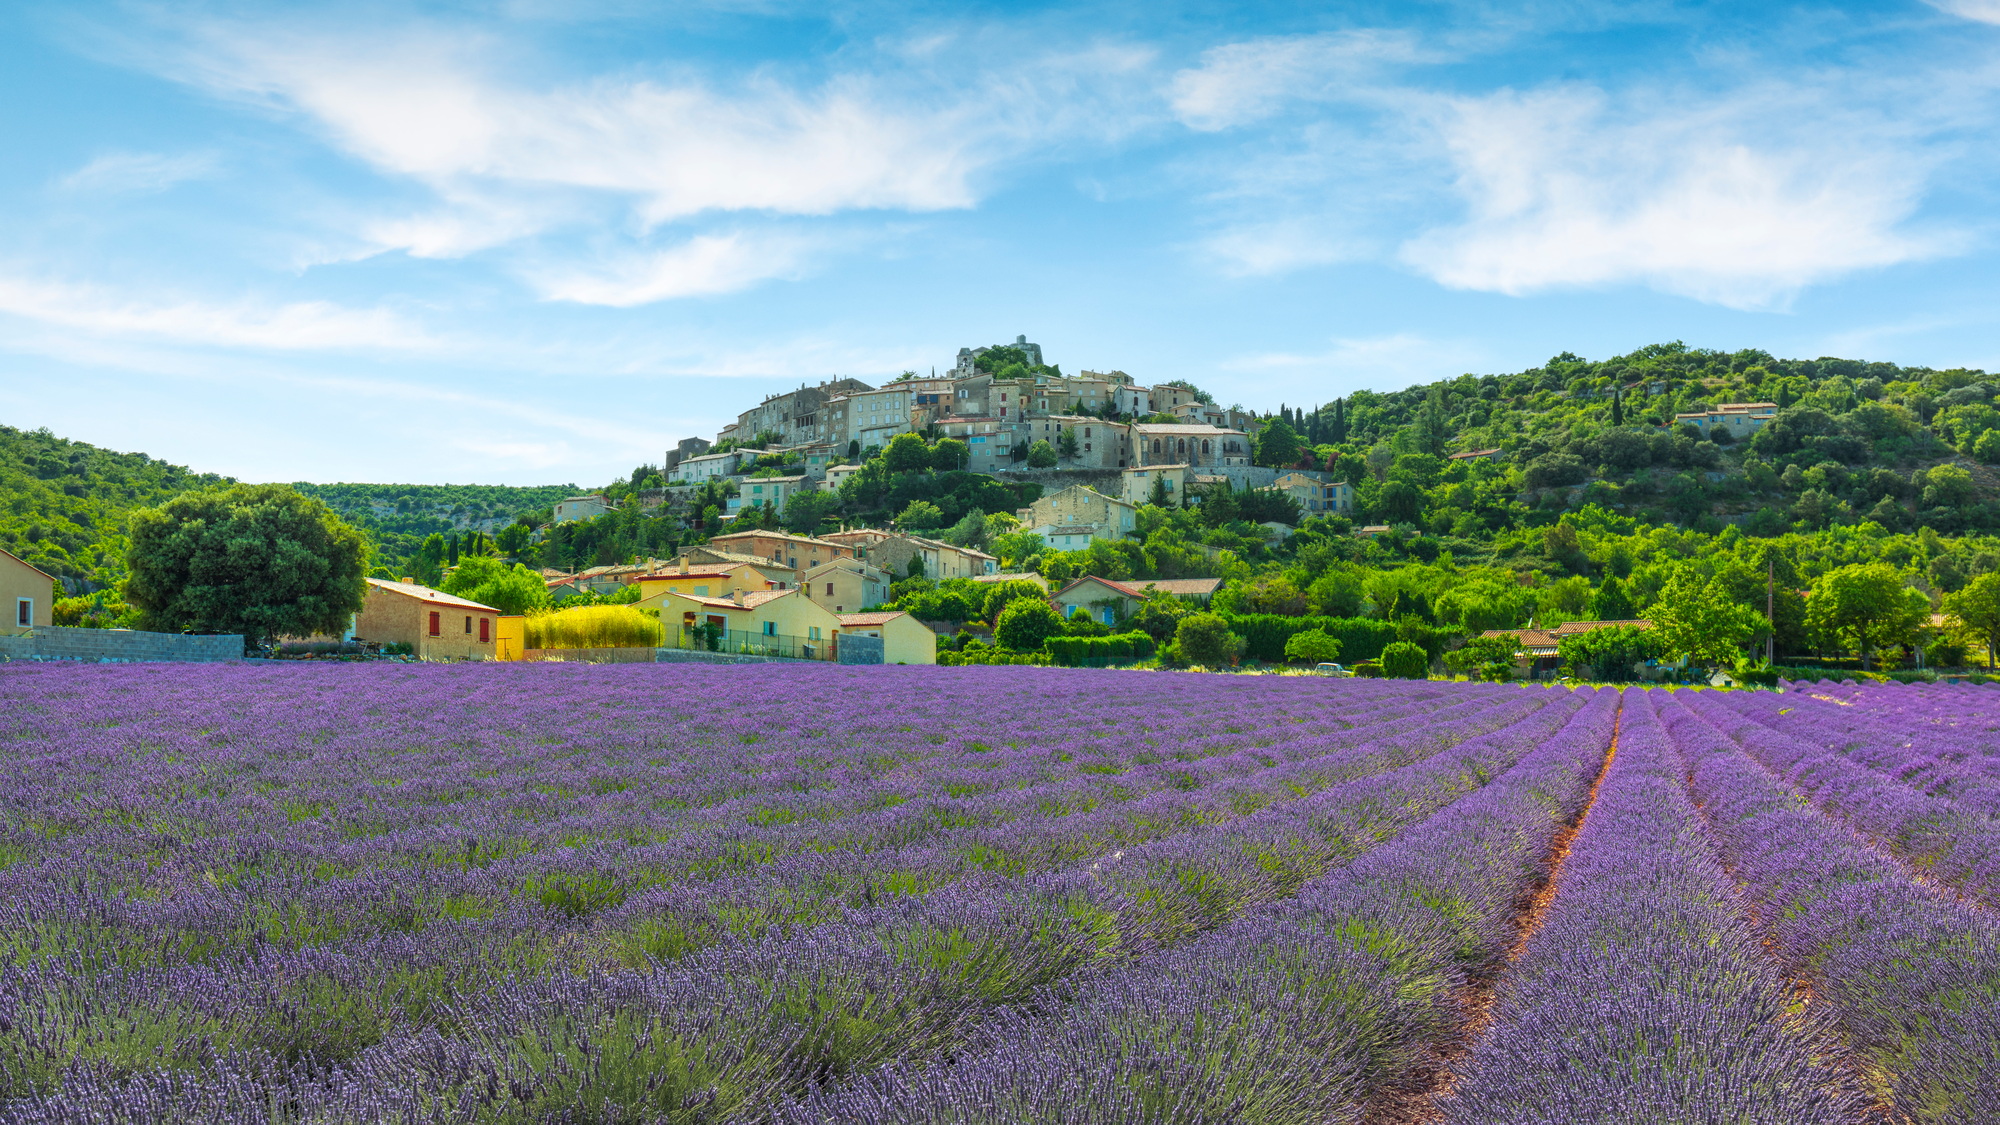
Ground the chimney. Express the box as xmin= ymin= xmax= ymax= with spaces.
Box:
xmin=679 ymin=556 xmax=689 ymax=575
xmin=401 ymin=577 xmax=414 ymax=585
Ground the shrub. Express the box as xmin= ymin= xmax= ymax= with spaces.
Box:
xmin=1045 ymin=632 xmax=1157 ymax=666
xmin=938 ymin=649 xmax=1051 ymax=666
xmin=1282 ymin=630 xmax=1342 ymax=665
xmin=525 ymin=605 xmax=664 ymax=650
xmin=994 ymin=599 xmax=1063 ymax=652
xmin=1175 ymin=613 xmax=1242 ymax=667
xmin=1379 ymin=640 xmax=1428 ymax=679
xmin=1352 ymin=661 xmax=1384 ymax=677
xmin=1222 ymin=614 xmax=1396 ymax=663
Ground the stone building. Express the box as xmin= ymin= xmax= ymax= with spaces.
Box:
xmin=1130 ymin=424 xmax=1252 ymax=469
xmin=355 ymin=579 xmax=500 ymax=660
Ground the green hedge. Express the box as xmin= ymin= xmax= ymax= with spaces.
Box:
xmin=1222 ymin=615 xmax=1398 ymax=664
xmin=939 ymin=649 xmax=1051 ymax=666
xmin=1045 ymin=631 xmax=1157 ymax=666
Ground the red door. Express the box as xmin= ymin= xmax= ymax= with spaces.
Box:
xmin=479 ymin=618 xmax=490 ymax=642
xmin=428 ymin=611 xmax=441 ymax=636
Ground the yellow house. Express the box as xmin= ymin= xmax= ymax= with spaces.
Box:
xmin=835 ymin=611 xmax=938 ymax=665
xmin=633 ymin=562 xmax=773 ymax=609
xmin=2 ymin=548 xmax=55 ymax=635
xmin=656 ymin=588 xmax=935 ymax=664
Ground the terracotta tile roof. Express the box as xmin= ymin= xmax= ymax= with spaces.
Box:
xmin=365 ymin=578 xmax=500 ymax=613
xmin=671 ymin=589 xmax=792 ymax=610
xmin=1139 ymin=577 xmax=1223 ymax=597
xmin=635 ymin=568 xmax=743 ymax=582
xmin=837 ymin=612 xmax=904 ymax=626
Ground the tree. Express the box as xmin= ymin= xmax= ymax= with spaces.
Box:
xmin=1131 ymin=593 xmax=1195 ymax=642
xmin=1283 ymin=629 xmax=1342 ymax=665
xmin=1026 ymin=440 xmax=1058 ymax=469
xmin=1556 ymin=624 xmax=1662 ymax=682
xmin=442 ymin=556 xmax=550 ymax=616
xmin=994 ymin=597 xmax=1062 ymax=652
xmin=1806 ymin=563 xmax=1929 ymax=670
xmin=1649 ymin=568 xmax=1768 ymax=668
xmin=991 ymin=530 xmax=1046 ymax=569
xmin=884 ymin=433 xmax=933 ymax=474
xmin=1944 ymin=572 xmax=2000 ymax=668
xmin=1174 ymin=612 xmax=1240 ymax=666
xmin=930 ymin=438 xmax=969 ymax=472
xmin=495 ymin=522 xmax=535 ymax=559
xmin=124 ymin=483 xmax=368 ymax=646
xmin=1611 ymin=386 xmax=1625 ymax=427
xmin=782 ymin=488 xmax=839 ymax=535
xmin=981 ymin=579 xmax=1048 ymax=624
xmin=1445 ymin=633 xmax=1519 ymax=680
xmin=1254 ymin=418 xmax=1302 ymax=467
xmin=1379 ymin=640 xmax=1429 ymax=679
xmin=1414 ymin=385 xmax=1449 ymax=458
xmin=1058 ymin=427 xmax=1079 ymax=460
xmin=896 ymin=500 xmax=945 ymax=532
xmin=1589 ymin=575 xmax=1635 ymax=621
xmin=1148 ymin=474 xmax=1172 ymax=507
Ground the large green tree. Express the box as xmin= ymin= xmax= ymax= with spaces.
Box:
xmin=1804 ymin=563 xmax=1929 ymax=670
xmin=441 ymin=556 xmax=550 ymax=616
xmin=1254 ymin=418 xmax=1303 ymax=467
xmin=995 ymin=597 xmax=1062 ymax=651
xmin=125 ymin=483 xmax=368 ymax=644
xmin=1648 ymin=567 xmax=1768 ymax=668
xmin=1944 ymin=572 xmax=2000 ymax=669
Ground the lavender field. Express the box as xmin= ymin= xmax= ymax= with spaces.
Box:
xmin=0 ymin=663 xmax=1996 ymax=1123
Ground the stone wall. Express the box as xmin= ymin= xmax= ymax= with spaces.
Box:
xmin=986 ymin=468 xmax=1122 ymax=494
xmin=0 ymin=627 xmax=242 ymax=663
xmin=837 ymin=633 xmax=884 ymax=665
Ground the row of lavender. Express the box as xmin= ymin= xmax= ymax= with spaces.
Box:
xmin=0 ymin=663 xmax=1592 ymax=1120
xmin=4 ymin=666 xmax=1997 ymax=1122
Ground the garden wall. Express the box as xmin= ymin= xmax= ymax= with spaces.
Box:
xmin=0 ymin=626 xmax=242 ymax=663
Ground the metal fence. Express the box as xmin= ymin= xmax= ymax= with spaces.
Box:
xmin=666 ymin=625 xmax=836 ymax=661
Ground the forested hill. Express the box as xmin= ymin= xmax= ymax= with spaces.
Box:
xmin=1290 ymin=341 xmax=2000 ymax=535
xmin=288 ymin=483 xmax=580 ymax=572
xmin=0 ymin=425 xmax=230 ymax=591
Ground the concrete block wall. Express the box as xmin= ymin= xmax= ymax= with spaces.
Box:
xmin=0 ymin=627 xmax=243 ymax=663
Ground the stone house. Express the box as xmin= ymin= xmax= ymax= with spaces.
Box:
xmin=355 ymin=578 xmax=500 ymax=659
xmin=1130 ymin=424 xmax=1251 ymax=469
xmin=727 ymin=475 xmax=809 ymax=517
xmin=803 ymin=558 xmax=892 ymax=614
xmin=705 ymin=531 xmax=858 ymax=572
xmin=1122 ymin=464 xmax=1192 ymax=507
xmin=552 ymin=494 xmax=615 ymax=523
xmin=1024 ymin=415 xmax=1130 ymax=469
xmin=1020 ymin=485 xmax=1137 ymax=541
xmin=2 ymin=548 xmax=54 ymax=635
xmin=1264 ymin=472 xmax=1354 ymax=515
xmin=934 ymin=415 xmax=1019 ymax=471
xmin=864 ymin=534 xmax=998 ymax=580
xmin=1672 ymin=402 xmax=1778 ymax=437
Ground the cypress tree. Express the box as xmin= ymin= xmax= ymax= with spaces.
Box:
xmin=1611 ymin=387 xmax=1625 ymax=427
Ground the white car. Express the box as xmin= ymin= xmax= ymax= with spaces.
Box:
xmin=1313 ymin=663 xmax=1352 ymax=677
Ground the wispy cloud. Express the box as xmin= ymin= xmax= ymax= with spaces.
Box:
xmin=56 ymin=150 xmax=218 ymax=195
xmin=128 ymin=15 xmax=1154 ymax=273
xmin=1929 ymin=0 xmax=2000 ymax=24
xmin=1399 ymin=84 xmax=1951 ymax=309
xmin=531 ymin=231 xmax=824 ymax=306
xmin=0 ymin=275 xmax=431 ymax=351
xmin=1169 ymin=30 xmax=1431 ymax=131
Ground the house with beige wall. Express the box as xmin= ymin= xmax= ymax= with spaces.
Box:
xmin=803 ymin=558 xmax=892 ymax=614
xmin=655 ymin=587 xmax=935 ymax=664
xmin=2 ymin=548 xmax=54 ymax=636
xmin=706 ymin=531 xmax=858 ymax=572
xmin=1263 ymin=473 xmax=1354 ymax=515
xmin=864 ymin=534 xmax=998 ymax=580
xmin=632 ymin=561 xmax=771 ymax=609
xmin=1020 ymin=485 xmax=1137 ymax=544
xmin=836 ymin=611 xmax=938 ymax=664
xmin=1052 ymin=575 xmax=1224 ymax=624
xmin=355 ymin=578 xmax=500 ymax=659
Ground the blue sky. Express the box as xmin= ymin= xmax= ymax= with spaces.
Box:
xmin=4 ymin=0 xmax=2000 ymax=486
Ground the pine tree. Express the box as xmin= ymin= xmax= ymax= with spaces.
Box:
xmin=1611 ymin=387 xmax=1625 ymax=427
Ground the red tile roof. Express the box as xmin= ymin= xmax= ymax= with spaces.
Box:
xmin=366 ymin=578 xmax=500 ymax=613
xmin=837 ymin=612 xmax=905 ymax=626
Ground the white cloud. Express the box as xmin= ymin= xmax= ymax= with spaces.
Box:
xmin=0 ymin=275 xmax=431 ymax=351
xmin=1169 ymin=31 xmax=1429 ymax=131
xmin=532 ymin=232 xmax=820 ymax=306
xmin=1399 ymin=84 xmax=1949 ymax=309
xmin=144 ymin=20 xmax=1149 ymax=247
xmin=57 ymin=150 xmax=217 ymax=194
xmin=1929 ymin=0 xmax=2000 ymax=24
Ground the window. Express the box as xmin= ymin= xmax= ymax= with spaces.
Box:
xmin=464 ymin=616 xmax=472 ymax=634
xmin=479 ymin=618 xmax=490 ymax=642
xmin=693 ymin=584 xmax=710 ymax=596
xmin=1203 ymin=440 xmax=1211 ymax=455
xmin=826 ymin=582 xmax=835 ymax=594
xmin=428 ymin=611 xmax=441 ymax=636
xmin=809 ymin=626 xmax=822 ymax=639
xmin=15 ymin=598 xmax=30 ymax=627
xmin=762 ymin=620 xmax=776 ymax=636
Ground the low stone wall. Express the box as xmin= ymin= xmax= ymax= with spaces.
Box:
xmin=0 ymin=627 xmax=242 ymax=663
xmin=523 ymin=647 xmax=659 ymax=664
xmin=655 ymin=648 xmax=785 ymax=665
